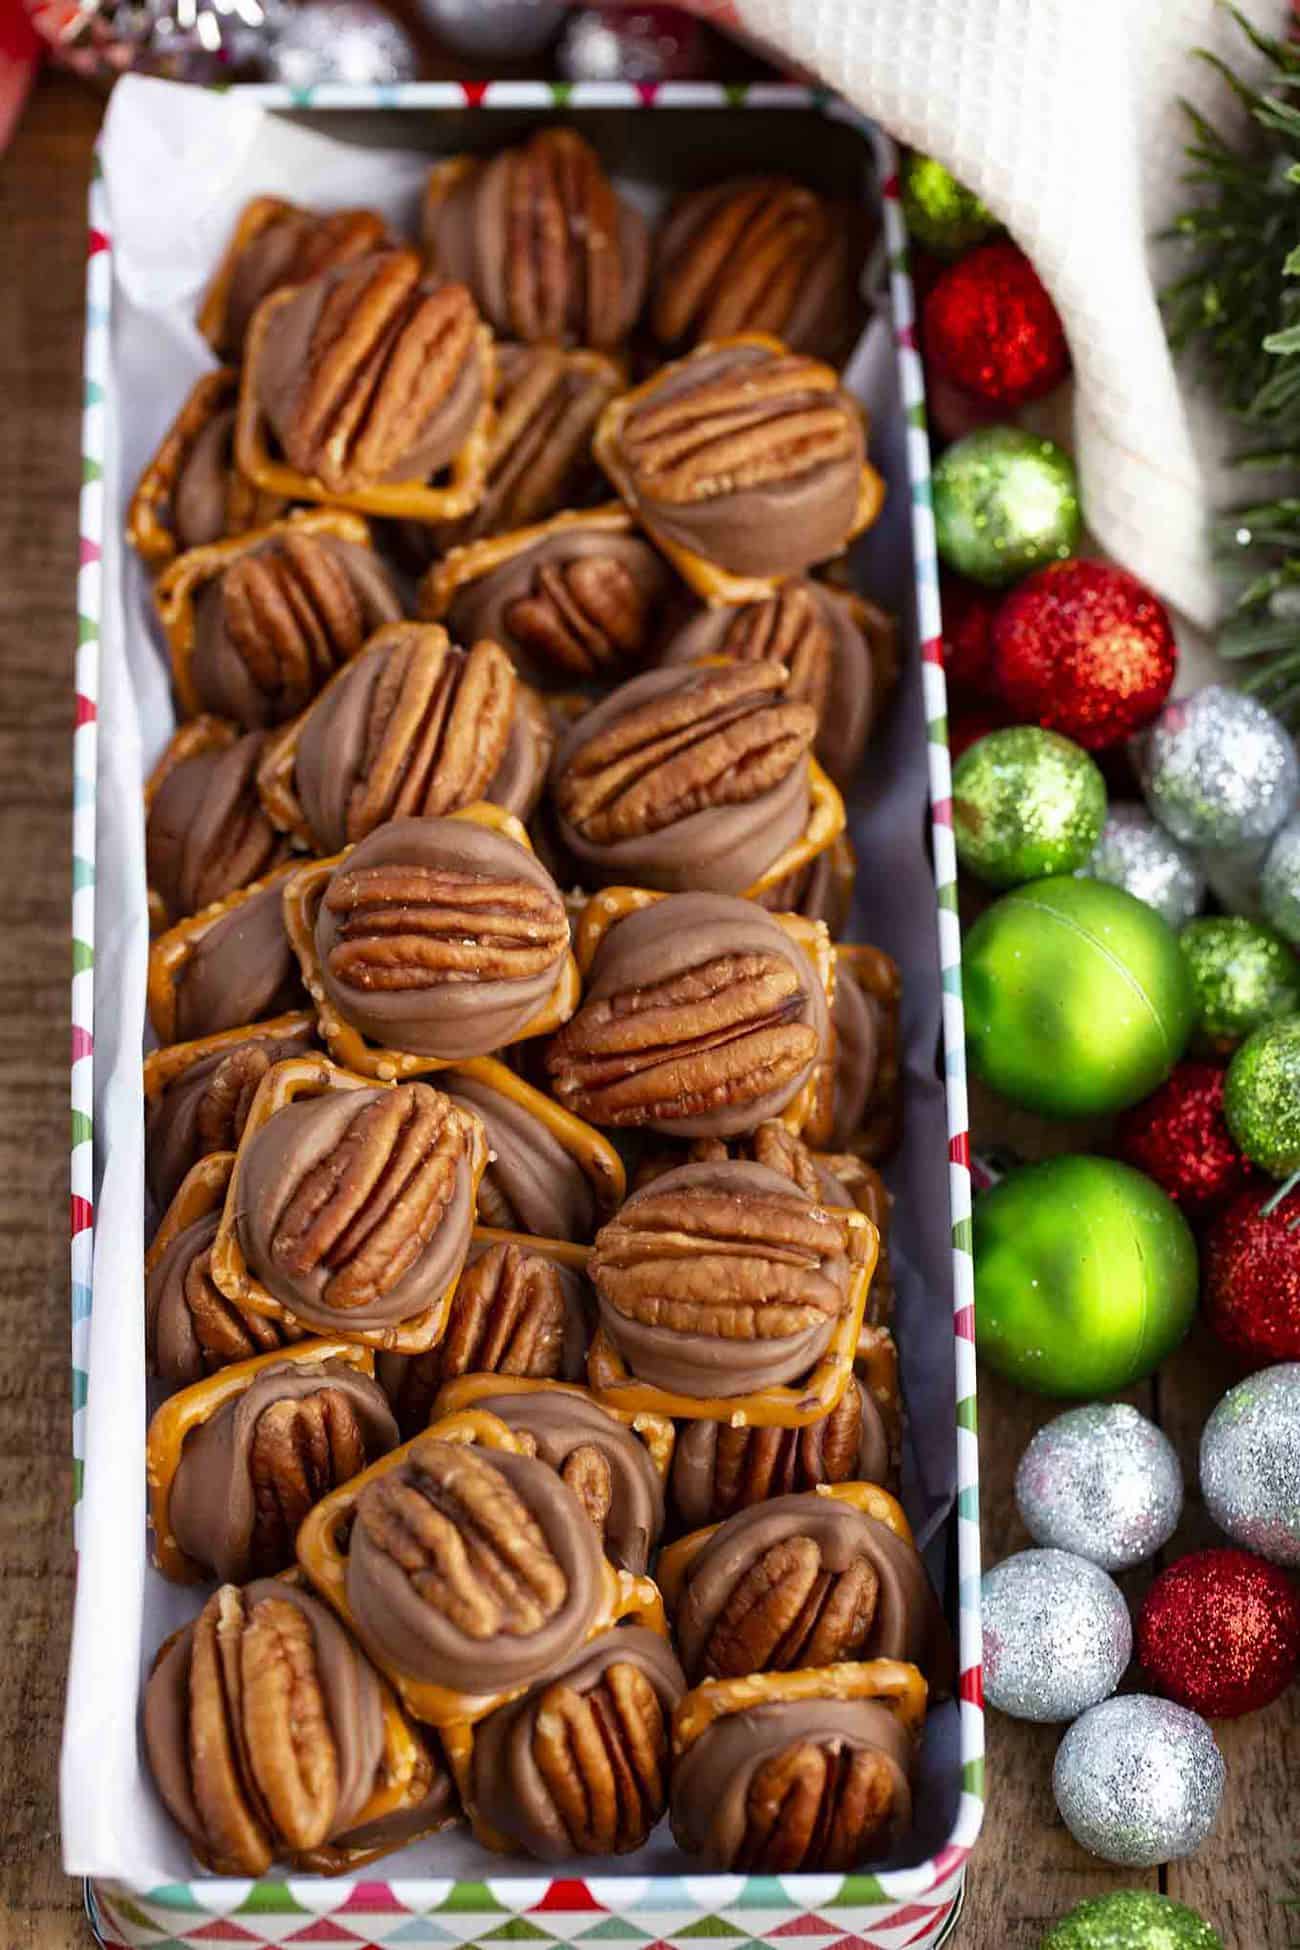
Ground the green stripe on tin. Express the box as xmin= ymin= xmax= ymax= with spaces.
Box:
xmin=577 ymin=1920 xmax=652 ymax=1940
xmin=72 ymin=1110 xmax=92 ymax=1148
xmin=72 ymin=1457 xmax=84 ymax=1502
xmin=959 ymin=1483 xmax=979 ymax=1520
xmin=912 ymin=477 xmax=932 ymax=509
xmin=82 ymin=456 xmax=102 ymax=484
xmin=78 ymin=614 xmax=98 ymax=646
xmin=963 ymin=1756 xmax=986 ymax=1797
xmin=479 ymin=1920 xmax=555 ymax=1941
xmin=888 ymin=249 xmax=908 ymax=275
xmin=104 ymin=1895 xmax=156 ymax=1931
xmin=91 ymin=153 xmax=103 ymax=180
xmin=438 ymin=1882 xmax=508 ymax=1913
xmin=731 ymin=1878 xmax=786 ymax=1908
xmin=550 ymin=81 xmax=574 ymax=105
xmin=936 ymin=880 xmax=959 ymax=913
xmin=953 ymin=1214 xmax=973 ymax=1255
xmin=929 ymin=711 xmax=947 ymax=744
xmin=72 ymin=939 xmax=93 ymax=975
xmin=907 ymin=402 xmax=927 ymax=430
xmin=236 ymin=1883 xmax=306 ymax=1913
xmin=829 ymin=1874 xmax=887 ymax=1907
xmin=71 ymin=1369 xmax=88 ymax=1414
xmin=723 ymin=83 xmax=748 ymax=106
xmin=73 ymin=856 xmax=94 ymax=891
xmin=956 ymin=1393 xmax=978 ymax=1433
xmin=942 ymin=964 xmax=962 ymax=997
xmin=676 ymin=1917 xmax=748 ymax=1938
xmin=84 ymin=379 xmax=104 ymax=407
xmin=290 ymin=86 xmax=314 ymax=106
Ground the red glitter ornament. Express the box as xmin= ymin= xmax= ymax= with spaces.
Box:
xmin=921 ymin=240 xmax=1069 ymax=408
xmin=940 ymin=573 xmax=1000 ymax=697
xmin=1136 ymin=1547 xmax=1300 ymax=1717
xmin=1116 ymin=1062 xmax=1251 ymax=1221
xmin=1204 ymin=1182 xmax=1300 ymax=1367
xmin=992 ymin=559 xmax=1178 ymax=750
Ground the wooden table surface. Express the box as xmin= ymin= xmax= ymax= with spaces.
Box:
xmin=2 ymin=69 xmax=1294 ymax=1950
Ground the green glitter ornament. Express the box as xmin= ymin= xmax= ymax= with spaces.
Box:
xmin=953 ymin=726 xmax=1106 ymax=887
xmin=1179 ymin=915 xmax=1300 ymax=1050
xmin=932 ymin=426 xmax=1081 ymax=587
xmin=963 ymin=875 xmax=1194 ymax=1116
xmin=900 ymin=151 xmax=999 ymax=256
xmin=1224 ymin=1013 xmax=1300 ymax=1176
xmin=1041 ymin=1890 xmax=1222 ymax=1950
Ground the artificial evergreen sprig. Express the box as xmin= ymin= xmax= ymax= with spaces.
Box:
xmin=1164 ymin=6 xmax=1300 ymax=723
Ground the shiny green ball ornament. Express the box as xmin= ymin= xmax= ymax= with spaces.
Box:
xmin=963 ymin=875 xmax=1194 ymax=1116
xmin=953 ymin=727 xmax=1106 ymax=887
xmin=975 ymin=1157 xmax=1198 ymax=1396
xmin=1224 ymin=1013 xmax=1300 ymax=1176
xmin=932 ymin=426 xmax=1081 ymax=587
xmin=1179 ymin=915 xmax=1300 ymax=1050
xmin=1040 ymin=1890 xmax=1222 ymax=1950
xmin=900 ymin=151 xmax=999 ymax=256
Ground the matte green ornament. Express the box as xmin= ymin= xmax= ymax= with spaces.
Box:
xmin=975 ymin=1156 xmax=1198 ymax=1396
xmin=900 ymin=151 xmax=999 ymax=256
xmin=1224 ymin=1013 xmax=1300 ymax=1176
xmin=1040 ymin=1890 xmax=1222 ymax=1950
xmin=963 ymin=875 xmax=1194 ymax=1116
xmin=1179 ymin=915 xmax=1300 ymax=1049
xmin=932 ymin=426 xmax=1081 ymax=588
xmin=953 ymin=727 xmax=1106 ymax=887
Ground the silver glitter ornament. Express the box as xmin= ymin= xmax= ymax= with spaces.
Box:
xmin=1016 ymin=1404 xmax=1183 ymax=1571
xmin=1260 ymin=813 xmax=1300 ymax=949
xmin=1053 ymin=1695 xmax=1224 ymax=1866
xmin=268 ymin=0 xmax=419 ymax=86
xmin=1078 ymin=803 xmax=1204 ymax=930
xmin=1137 ymin=685 xmax=1298 ymax=849
xmin=416 ymin=0 xmax=564 ymax=58
xmin=981 ymin=1548 xmax=1132 ymax=1722
xmin=1200 ymin=1363 xmax=1300 ymax=1566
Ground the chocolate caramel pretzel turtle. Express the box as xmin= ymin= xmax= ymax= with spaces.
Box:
xmin=142 ymin=1576 xmax=451 ymax=1876
xmin=426 ymin=505 xmax=678 ymax=686
xmin=550 ymin=659 xmax=836 ymax=898
xmin=376 ymin=1235 xmax=593 ymax=1439
xmin=237 ymin=248 xmax=496 ymax=521
xmin=197 ymin=196 xmax=390 ymax=359
xmin=144 ymin=1014 xmax=317 ymax=1212
xmin=147 ymin=1341 xmax=398 ymax=1583
xmin=658 ymin=579 xmax=897 ymax=788
xmin=546 ymin=890 xmax=832 ymax=1140
xmin=442 ymin=1056 xmax=624 ymax=1243
xmin=146 ymin=717 xmax=291 ymax=930
xmin=432 ymin=1375 xmax=670 ymax=1575
xmin=594 ymin=334 xmax=884 ymax=604
xmin=584 ymin=1159 xmax=875 ymax=1421
xmin=155 ymin=511 xmax=403 ymax=730
xmin=256 ymin=623 xmax=553 ymax=854
xmin=128 ymin=369 xmax=285 ymax=569
xmin=147 ymin=865 xmax=309 ymax=1048
xmin=422 ymin=128 xmax=650 ymax=352
xmin=213 ymin=1058 xmax=486 ymax=1349
xmin=463 ymin=1627 xmax=685 ymax=1859
xmin=293 ymin=810 xmax=577 ymax=1071
xmin=670 ymin=1660 xmax=926 ymax=1872
xmin=651 ymin=176 xmax=868 ymax=366
xmin=658 ymin=1485 xmax=950 ymax=1689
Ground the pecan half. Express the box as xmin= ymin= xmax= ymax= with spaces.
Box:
xmin=248 ymin=1388 xmax=370 ymax=1573
xmin=701 ymin=1534 xmax=878 ymax=1677
xmin=652 ymin=177 xmax=864 ymax=362
xmin=670 ymin=1381 xmax=866 ymax=1529
xmin=143 ymin=1579 xmax=388 ymax=1875
xmin=545 ymin=893 xmax=827 ymax=1139
xmin=424 ymin=130 xmax=649 ymax=350
xmin=470 ymin=1627 xmax=684 ymax=1860
xmin=254 ymin=250 xmax=485 ymax=495
xmin=736 ymin=1738 xmax=905 ymax=1872
xmin=147 ymin=1211 xmax=306 ymax=1385
xmin=553 ymin=662 xmax=815 ymax=847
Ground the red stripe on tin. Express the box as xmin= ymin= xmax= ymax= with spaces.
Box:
xmin=87 ymin=227 xmax=110 ymax=257
xmin=931 ymin=1840 xmax=972 ymax=1881
xmin=959 ymin=1663 xmax=984 ymax=1707
xmin=920 ymin=634 xmax=944 ymax=665
xmin=882 ymin=172 xmax=900 ymax=199
xmin=948 ymin=1131 xmax=970 ymax=1169
xmin=71 ymin=1194 xmax=93 ymax=1236
xmin=896 ymin=321 xmax=918 ymax=351
xmin=954 ymin=1303 xmax=975 ymax=1342
xmin=461 ymin=81 xmax=487 ymax=105
xmin=338 ymin=1881 xmax=406 ymax=1913
xmin=904 ymin=1904 xmax=954 ymax=1947
xmin=80 ymin=536 xmax=101 ymax=567
xmin=75 ymin=693 xmax=97 ymax=728
xmin=531 ymin=1880 xmax=604 ymax=1912
xmin=932 ymin=795 xmax=952 ymax=828
xmin=636 ymin=82 xmax=659 ymax=104
xmin=767 ymin=1916 xmax=840 ymax=1937
xmin=71 ymin=1025 xmax=93 ymax=1062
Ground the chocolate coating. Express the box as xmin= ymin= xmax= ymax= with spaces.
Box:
xmin=548 ymin=893 xmax=828 ymax=1139
xmin=172 ymin=404 xmax=237 ymax=551
xmin=190 ymin=534 xmax=403 ymax=731
xmin=659 ymin=580 xmax=875 ymax=786
xmin=470 ymin=1627 xmax=684 ymax=1860
xmin=236 ymin=1084 xmax=477 ymax=1333
xmin=670 ymin=1696 xmax=913 ymax=1870
xmin=829 ymin=967 xmax=883 ymax=1150
xmin=550 ymin=663 xmax=813 ymax=896
xmin=217 ymin=204 xmax=389 ymax=359
xmin=146 ymin=1026 xmax=315 ymax=1212
xmin=315 ymin=816 xmax=570 ymax=1061
xmin=601 ymin=342 xmax=866 ymax=581
xmin=148 ymin=730 xmax=289 ymax=924
xmin=169 ymin=1358 xmax=398 ymax=1581
xmin=168 ymin=875 xmax=306 ymax=1045
xmin=671 ymin=1378 xmax=890 ymax=1528
xmin=443 ymin=1071 xmax=601 ymax=1241
xmin=444 ymin=527 xmax=674 ymax=686
xmin=147 ymin=1210 xmax=306 ymax=1383
xmin=345 ymin=1437 xmax=606 ymax=1693
xmin=327 ymin=1741 xmax=458 ymax=1857
xmin=464 ymin=1386 xmax=664 ymax=1573
xmin=144 ymin=1579 xmax=386 ymax=1869
xmin=673 ymin=1492 xmax=948 ymax=1687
